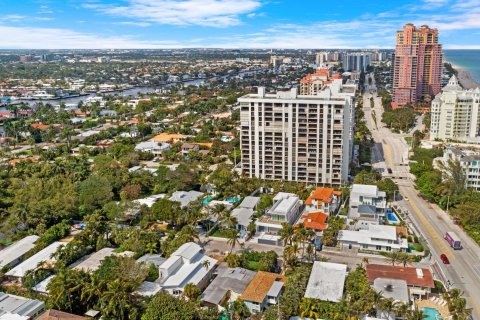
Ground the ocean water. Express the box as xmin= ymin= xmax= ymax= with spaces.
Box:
xmin=444 ymin=50 xmax=480 ymax=82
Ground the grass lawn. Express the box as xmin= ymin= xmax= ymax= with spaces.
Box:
xmin=244 ymin=260 xmax=260 ymax=271
xmin=211 ymin=229 xmax=229 ymax=238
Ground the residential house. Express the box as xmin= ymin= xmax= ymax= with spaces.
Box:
xmin=169 ymin=190 xmax=204 ymax=208
xmin=241 ymin=271 xmax=284 ymax=314
xmin=0 ymin=292 xmax=45 ymax=319
xmin=255 ymin=193 xmax=302 ymax=245
xmin=134 ymin=141 xmax=170 ymax=156
xmin=152 ymin=133 xmax=186 ymax=144
xmin=304 ymin=187 xmax=342 ymax=215
xmin=37 ymin=309 xmax=87 ymax=320
xmin=137 ymin=242 xmax=217 ymax=297
xmin=72 ymin=248 xmax=134 ymax=273
xmin=201 ymin=263 xmax=256 ymax=309
xmin=181 ymin=143 xmax=199 ymax=157
xmin=304 ymin=262 xmax=347 ymax=302
xmin=366 ymin=264 xmax=435 ymax=300
xmin=348 ymin=184 xmax=387 ymax=226
xmin=434 ymin=147 xmax=480 ymax=191
xmin=231 ymin=196 xmax=260 ymax=237
xmin=6 ymin=242 xmax=64 ymax=279
xmin=0 ymin=235 xmax=39 ymax=269
xmin=338 ymin=224 xmax=408 ymax=252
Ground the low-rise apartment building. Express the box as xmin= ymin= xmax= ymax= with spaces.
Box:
xmin=304 ymin=187 xmax=341 ymax=215
xmin=434 ymin=147 xmax=480 ymax=191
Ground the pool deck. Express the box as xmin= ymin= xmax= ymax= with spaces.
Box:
xmin=416 ymin=299 xmax=450 ymax=319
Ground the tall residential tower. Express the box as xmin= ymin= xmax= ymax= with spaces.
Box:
xmin=392 ymin=23 xmax=443 ymax=109
xmin=238 ymin=80 xmax=356 ymax=186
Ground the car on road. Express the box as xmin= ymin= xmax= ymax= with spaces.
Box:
xmin=387 ymin=168 xmax=393 ymax=174
xmin=440 ymin=253 xmax=450 ymax=264
xmin=403 ymin=196 xmax=409 ymax=201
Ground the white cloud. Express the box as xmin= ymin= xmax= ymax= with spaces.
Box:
xmin=0 ymin=25 xmax=186 ymax=49
xmin=84 ymin=0 xmax=262 ymax=27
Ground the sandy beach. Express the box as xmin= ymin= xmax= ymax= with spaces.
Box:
xmin=448 ymin=63 xmax=480 ymax=89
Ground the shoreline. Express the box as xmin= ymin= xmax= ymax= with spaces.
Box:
xmin=446 ymin=61 xmax=480 ymax=89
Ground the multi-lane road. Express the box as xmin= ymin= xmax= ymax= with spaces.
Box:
xmin=363 ymin=74 xmax=480 ymax=319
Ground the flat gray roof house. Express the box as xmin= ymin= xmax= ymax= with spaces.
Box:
xmin=6 ymin=242 xmax=64 ymax=279
xmin=72 ymin=248 xmax=116 ymax=273
xmin=169 ymin=190 xmax=204 ymax=208
xmin=136 ymin=254 xmax=166 ymax=267
xmin=373 ymin=278 xmax=409 ymax=303
xmin=238 ymin=196 xmax=260 ymax=210
xmin=0 ymin=235 xmax=39 ymax=269
xmin=201 ymin=263 xmax=256 ymax=308
xmin=0 ymin=292 xmax=45 ymax=318
xmin=304 ymin=261 xmax=347 ymax=302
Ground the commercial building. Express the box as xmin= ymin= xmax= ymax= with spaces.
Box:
xmin=392 ymin=23 xmax=443 ymax=108
xmin=0 ymin=235 xmax=39 ymax=269
xmin=241 ymin=271 xmax=284 ymax=314
xmin=304 ymin=261 xmax=347 ymax=302
xmin=434 ymin=147 xmax=480 ymax=191
xmin=366 ymin=264 xmax=435 ymax=299
xmin=341 ymin=52 xmax=372 ymax=72
xmin=338 ymin=224 xmax=408 ymax=252
xmin=238 ymin=81 xmax=356 ymax=186
xmin=430 ymin=76 xmax=480 ymax=142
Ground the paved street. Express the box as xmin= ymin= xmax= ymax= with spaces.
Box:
xmin=364 ymin=74 xmax=480 ymax=319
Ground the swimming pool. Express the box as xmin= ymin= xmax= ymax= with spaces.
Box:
xmin=386 ymin=212 xmax=400 ymax=224
xmin=422 ymin=307 xmax=443 ymax=320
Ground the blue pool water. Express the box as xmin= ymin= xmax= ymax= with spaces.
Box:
xmin=423 ymin=307 xmax=443 ymax=320
xmin=225 ymin=197 xmax=241 ymax=203
xmin=387 ymin=212 xmax=399 ymax=222
xmin=201 ymin=196 xmax=213 ymax=205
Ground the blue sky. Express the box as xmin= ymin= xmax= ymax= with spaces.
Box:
xmin=0 ymin=0 xmax=479 ymax=49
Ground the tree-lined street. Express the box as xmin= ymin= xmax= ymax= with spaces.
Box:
xmin=364 ymin=73 xmax=480 ymax=319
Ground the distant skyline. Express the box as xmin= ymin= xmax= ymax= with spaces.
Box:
xmin=1 ymin=0 xmax=480 ymax=49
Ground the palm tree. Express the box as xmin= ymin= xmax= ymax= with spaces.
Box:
xmin=361 ymin=257 xmax=369 ymax=267
xmin=183 ymin=283 xmax=201 ymax=300
xmin=81 ymin=272 xmax=105 ymax=308
xmin=395 ymin=303 xmax=411 ymax=320
xmin=202 ymin=259 xmax=211 ymax=271
xmin=407 ymin=307 xmax=428 ymax=320
xmin=100 ymin=279 xmax=130 ymax=319
xmin=399 ymin=253 xmax=415 ymax=267
xmin=278 ymin=222 xmax=294 ymax=246
xmin=300 ymin=298 xmax=320 ymax=319
xmin=226 ymin=228 xmax=240 ymax=253
xmin=222 ymin=210 xmax=238 ymax=229
xmin=145 ymin=242 xmax=158 ymax=255
xmin=246 ymin=220 xmax=256 ymax=240
xmin=387 ymin=251 xmax=402 ymax=266
xmin=378 ymin=298 xmax=399 ymax=319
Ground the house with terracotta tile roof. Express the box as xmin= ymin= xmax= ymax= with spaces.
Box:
xmin=300 ymin=211 xmax=329 ymax=232
xmin=241 ymin=271 xmax=285 ymax=314
xmin=151 ymin=133 xmax=186 ymax=144
xmin=304 ymin=187 xmax=341 ymax=215
xmin=37 ymin=309 xmax=86 ymax=320
xmin=31 ymin=123 xmax=49 ymax=130
xmin=366 ymin=264 xmax=435 ymax=299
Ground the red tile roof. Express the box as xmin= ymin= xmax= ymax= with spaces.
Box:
xmin=241 ymin=271 xmax=284 ymax=303
xmin=31 ymin=123 xmax=49 ymax=130
xmin=302 ymin=211 xmax=328 ymax=231
xmin=305 ymin=187 xmax=338 ymax=205
xmin=37 ymin=309 xmax=87 ymax=320
xmin=366 ymin=264 xmax=434 ymax=288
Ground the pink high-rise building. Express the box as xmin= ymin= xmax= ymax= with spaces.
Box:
xmin=392 ymin=23 xmax=443 ymax=109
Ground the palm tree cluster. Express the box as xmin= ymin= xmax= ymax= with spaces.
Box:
xmin=280 ymin=222 xmax=316 ymax=271
xmin=444 ymin=288 xmax=472 ymax=320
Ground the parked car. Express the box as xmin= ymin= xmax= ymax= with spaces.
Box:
xmin=440 ymin=253 xmax=450 ymax=264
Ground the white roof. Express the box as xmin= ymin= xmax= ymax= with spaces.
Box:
xmin=169 ymin=190 xmax=204 ymax=208
xmin=304 ymin=261 xmax=347 ymax=302
xmin=0 ymin=313 xmax=28 ymax=320
xmin=239 ymin=196 xmax=260 ymax=209
xmin=6 ymin=242 xmax=64 ymax=278
xmin=232 ymin=208 xmax=254 ymax=227
xmin=72 ymin=248 xmax=115 ymax=272
xmin=173 ymin=242 xmax=202 ymax=261
xmin=273 ymin=192 xmax=297 ymax=201
xmin=133 ymin=194 xmax=166 ymax=207
xmin=32 ymin=275 xmax=55 ymax=294
xmin=157 ymin=242 xmax=217 ymax=291
xmin=271 ymin=196 xmax=299 ymax=215
xmin=0 ymin=235 xmax=39 ymax=268
xmin=135 ymin=281 xmax=162 ymax=296
xmin=352 ymin=184 xmax=379 ymax=197
xmin=135 ymin=141 xmax=170 ymax=151
xmin=338 ymin=225 xmax=408 ymax=249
